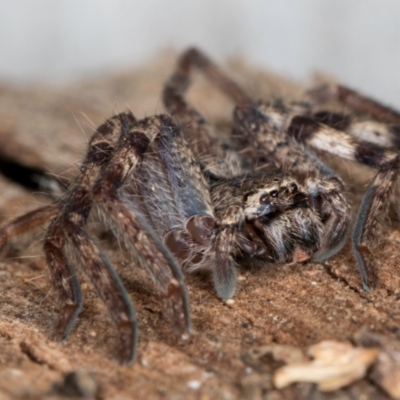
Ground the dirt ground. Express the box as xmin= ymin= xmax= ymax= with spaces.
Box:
xmin=0 ymin=51 xmax=400 ymax=399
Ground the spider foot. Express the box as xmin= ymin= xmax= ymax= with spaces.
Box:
xmin=352 ymin=243 xmax=377 ymax=292
xmin=52 ymin=302 xmax=83 ymax=342
xmin=213 ymin=262 xmax=237 ymax=300
xmin=117 ymin=319 xmax=138 ymax=365
xmin=166 ymin=279 xmax=191 ymax=339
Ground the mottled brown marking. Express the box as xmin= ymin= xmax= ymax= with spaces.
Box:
xmin=312 ymin=111 xmax=352 ymax=131
xmin=287 ymin=116 xmax=320 ymax=142
xmin=355 ymin=141 xmax=388 ymax=168
xmin=0 ymin=204 xmax=58 ymax=251
xmin=125 ymin=130 xmax=150 ymax=154
xmin=88 ymin=140 xmax=114 ymax=164
xmin=336 ymin=85 xmax=400 ymax=124
xmin=388 ymin=125 xmax=400 ymax=150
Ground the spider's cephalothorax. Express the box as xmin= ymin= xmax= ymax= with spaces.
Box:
xmin=164 ymin=171 xmax=326 ymax=300
xmin=1 ymin=48 xmax=399 ymax=362
xmin=232 ymin=105 xmax=351 ymax=263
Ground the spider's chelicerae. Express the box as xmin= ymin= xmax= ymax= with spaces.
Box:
xmin=1 ymin=48 xmax=399 ymax=363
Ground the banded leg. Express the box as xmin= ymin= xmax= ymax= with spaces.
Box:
xmin=45 ymin=228 xmax=83 ymax=342
xmin=213 ymin=205 xmax=243 ymax=299
xmin=44 ymin=112 xmax=139 ymax=363
xmin=67 ymin=223 xmax=137 ymax=363
xmin=164 ymin=48 xmax=251 ymax=113
xmin=310 ymin=111 xmax=400 ymax=150
xmin=0 ymin=203 xmax=58 ymax=250
xmin=286 ymin=115 xmax=400 ymax=290
xmin=308 ymin=84 xmax=400 ymax=124
xmin=308 ymin=84 xmax=400 ymax=150
xmin=92 ymin=115 xmax=191 ymax=337
xmin=163 ymin=48 xmax=249 ymax=178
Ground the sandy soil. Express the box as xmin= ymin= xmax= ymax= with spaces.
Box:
xmin=0 ymin=51 xmax=399 ymax=399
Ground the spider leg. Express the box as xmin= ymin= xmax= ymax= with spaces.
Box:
xmin=213 ymin=205 xmax=244 ymax=299
xmin=67 ymin=224 xmax=137 ymax=362
xmin=163 ymin=48 xmax=248 ymax=178
xmin=286 ymin=115 xmax=400 ymax=290
xmin=45 ymin=229 xmax=83 ymax=342
xmin=308 ymin=84 xmax=400 ymax=150
xmin=309 ymin=111 xmax=400 ymax=150
xmin=164 ymin=48 xmax=251 ymax=113
xmin=308 ymin=84 xmax=400 ymax=124
xmin=47 ymin=220 xmax=137 ymax=363
xmin=0 ymin=203 xmax=58 ymax=250
xmin=92 ymin=115 xmax=192 ymax=339
xmin=44 ymin=112 xmax=139 ymax=363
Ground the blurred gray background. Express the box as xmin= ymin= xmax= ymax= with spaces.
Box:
xmin=1 ymin=0 xmax=400 ymax=106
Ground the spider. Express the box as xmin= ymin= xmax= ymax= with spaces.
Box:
xmin=164 ymin=48 xmax=400 ymax=289
xmin=0 ymin=48 xmax=399 ymax=364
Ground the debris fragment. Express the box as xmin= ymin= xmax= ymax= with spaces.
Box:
xmin=374 ymin=351 xmax=400 ymax=400
xmin=273 ymin=340 xmax=379 ymax=391
xmin=356 ymin=330 xmax=400 ymax=400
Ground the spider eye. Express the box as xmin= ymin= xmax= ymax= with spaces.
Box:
xmin=290 ymin=183 xmax=298 ymax=193
xmin=270 ymin=190 xmax=278 ymax=198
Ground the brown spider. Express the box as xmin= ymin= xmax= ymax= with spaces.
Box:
xmin=0 ymin=48 xmax=399 ymax=364
xmin=164 ymin=48 xmax=400 ymax=290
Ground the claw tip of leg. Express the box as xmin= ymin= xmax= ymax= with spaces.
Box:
xmin=362 ymin=282 xmax=371 ymax=292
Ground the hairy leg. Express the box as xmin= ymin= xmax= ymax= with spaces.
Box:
xmin=163 ymin=48 xmax=248 ymax=178
xmin=309 ymin=84 xmax=400 ymax=124
xmin=44 ymin=112 xmax=139 ymax=363
xmin=239 ymin=102 xmax=398 ymax=289
xmin=0 ymin=203 xmax=58 ymax=250
xmin=285 ymin=112 xmax=399 ymax=289
xmin=91 ymin=115 xmax=193 ymax=338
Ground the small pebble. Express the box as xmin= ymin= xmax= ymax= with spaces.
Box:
xmin=187 ymin=380 xmax=201 ymax=390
